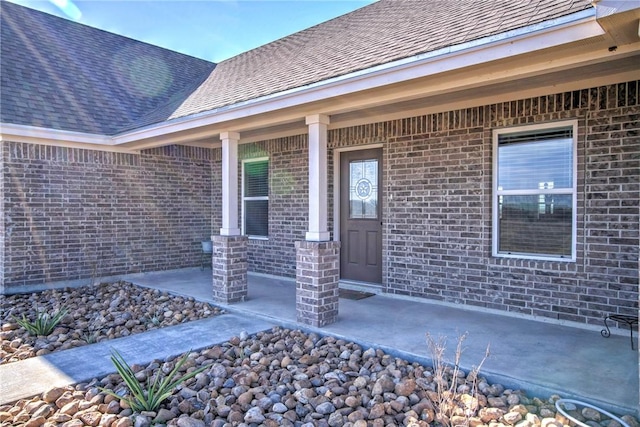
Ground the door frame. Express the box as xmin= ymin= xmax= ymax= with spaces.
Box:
xmin=333 ymin=144 xmax=384 ymax=281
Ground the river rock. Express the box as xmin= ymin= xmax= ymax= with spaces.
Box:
xmin=42 ymin=387 xmax=66 ymax=403
xmin=1 ymin=282 xmax=223 ymax=365
xmin=2 ymin=291 xmax=638 ymax=427
xmin=316 ymin=401 xmax=336 ymax=415
xmin=176 ymin=417 xmax=205 ymax=427
xmin=582 ymin=407 xmax=602 ymax=422
xmin=372 ymin=375 xmax=395 ymax=395
xmin=504 ymin=411 xmax=524 ymax=424
xmin=244 ymin=407 xmax=265 ymax=423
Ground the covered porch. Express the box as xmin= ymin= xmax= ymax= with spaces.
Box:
xmin=121 ymin=267 xmax=638 ymax=416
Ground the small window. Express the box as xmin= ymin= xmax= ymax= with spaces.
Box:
xmin=242 ymin=158 xmax=269 ymax=238
xmin=493 ymin=122 xmax=577 ymax=261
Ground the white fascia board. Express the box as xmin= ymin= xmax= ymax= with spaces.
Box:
xmin=0 ymin=123 xmax=113 ymax=146
xmin=112 ymin=9 xmax=602 ymax=146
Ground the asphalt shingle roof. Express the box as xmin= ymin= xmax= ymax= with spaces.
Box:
xmin=1 ymin=0 xmax=592 ymax=135
xmin=165 ymin=0 xmax=591 ymax=122
xmin=0 ymin=0 xmax=216 ymax=135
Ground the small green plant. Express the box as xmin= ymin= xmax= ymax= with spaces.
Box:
xmin=100 ymin=349 xmax=207 ymax=413
xmin=82 ymin=332 xmax=98 ymax=344
xmin=146 ymin=309 xmax=162 ymax=327
xmin=82 ymin=313 xmax=104 ymax=344
xmin=14 ymin=306 xmax=68 ymax=336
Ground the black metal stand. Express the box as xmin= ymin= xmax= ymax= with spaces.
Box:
xmin=601 ymin=314 xmax=638 ymax=350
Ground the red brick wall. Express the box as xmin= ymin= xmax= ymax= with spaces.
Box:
xmin=1 ymin=144 xmax=213 ymax=287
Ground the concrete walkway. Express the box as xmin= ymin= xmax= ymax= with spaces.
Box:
xmin=0 ymin=314 xmax=275 ymax=405
xmin=123 ymin=268 xmax=639 ymax=416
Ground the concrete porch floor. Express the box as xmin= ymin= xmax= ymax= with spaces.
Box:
xmin=121 ymin=267 xmax=639 ymax=416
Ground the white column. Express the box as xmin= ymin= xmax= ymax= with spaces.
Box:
xmin=220 ymin=131 xmax=241 ymax=236
xmin=305 ymin=114 xmax=331 ymax=241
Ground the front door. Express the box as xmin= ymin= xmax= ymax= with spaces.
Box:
xmin=340 ymin=148 xmax=382 ymax=283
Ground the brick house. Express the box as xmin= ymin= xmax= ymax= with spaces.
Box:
xmin=1 ymin=0 xmax=638 ymax=332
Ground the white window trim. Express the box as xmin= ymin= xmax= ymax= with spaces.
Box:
xmin=241 ymin=157 xmax=269 ymax=240
xmin=492 ymin=120 xmax=578 ymax=262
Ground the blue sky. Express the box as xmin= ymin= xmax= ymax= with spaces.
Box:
xmin=8 ymin=0 xmax=375 ymax=63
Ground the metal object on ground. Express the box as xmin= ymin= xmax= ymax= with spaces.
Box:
xmin=601 ymin=314 xmax=638 ymax=350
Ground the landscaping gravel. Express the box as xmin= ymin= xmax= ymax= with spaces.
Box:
xmin=1 ymin=326 xmax=639 ymax=427
xmin=1 ymin=283 xmax=638 ymax=427
xmin=0 ymin=282 xmax=223 ymax=365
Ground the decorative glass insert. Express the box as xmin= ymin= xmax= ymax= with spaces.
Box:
xmin=349 ymin=159 xmax=378 ymax=219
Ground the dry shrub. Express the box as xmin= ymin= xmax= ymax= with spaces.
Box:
xmin=427 ymin=332 xmax=490 ymax=427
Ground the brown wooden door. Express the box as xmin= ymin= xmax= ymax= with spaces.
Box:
xmin=340 ymin=148 xmax=382 ymax=283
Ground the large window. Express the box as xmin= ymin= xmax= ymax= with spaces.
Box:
xmin=242 ymin=158 xmax=269 ymax=238
xmin=493 ymin=122 xmax=577 ymax=261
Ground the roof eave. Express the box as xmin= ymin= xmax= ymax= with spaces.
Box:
xmin=3 ymin=8 xmax=625 ymax=151
xmin=0 ymin=123 xmax=135 ymax=153
xmin=113 ymin=8 xmax=607 ymax=147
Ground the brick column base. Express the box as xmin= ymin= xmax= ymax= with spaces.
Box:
xmin=212 ymin=235 xmax=248 ymax=303
xmin=295 ymin=240 xmax=341 ymax=327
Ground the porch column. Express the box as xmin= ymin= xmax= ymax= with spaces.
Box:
xmin=220 ymin=131 xmax=240 ymax=237
xmin=296 ymin=114 xmax=340 ymax=327
xmin=212 ymin=131 xmax=248 ymax=304
xmin=305 ymin=114 xmax=330 ymax=241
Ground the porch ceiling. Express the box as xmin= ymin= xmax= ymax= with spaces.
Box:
xmin=331 ymin=53 xmax=640 ymax=128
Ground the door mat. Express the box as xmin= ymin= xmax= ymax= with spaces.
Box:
xmin=339 ymin=289 xmax=376 ymax=300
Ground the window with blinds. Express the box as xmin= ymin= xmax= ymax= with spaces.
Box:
xmin=243 ymin=158 xmax=269 ymax=238
xmin=492 ymin=122 xmax=577 ymax=261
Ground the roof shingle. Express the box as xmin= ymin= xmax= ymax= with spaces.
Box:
xmin=1 ymin=0 xmax=592 ymax=135
xmin=1 ymin=1 xmax=216 ymax=135
xmin=165 ymin=0 xmax=592 ymax=122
